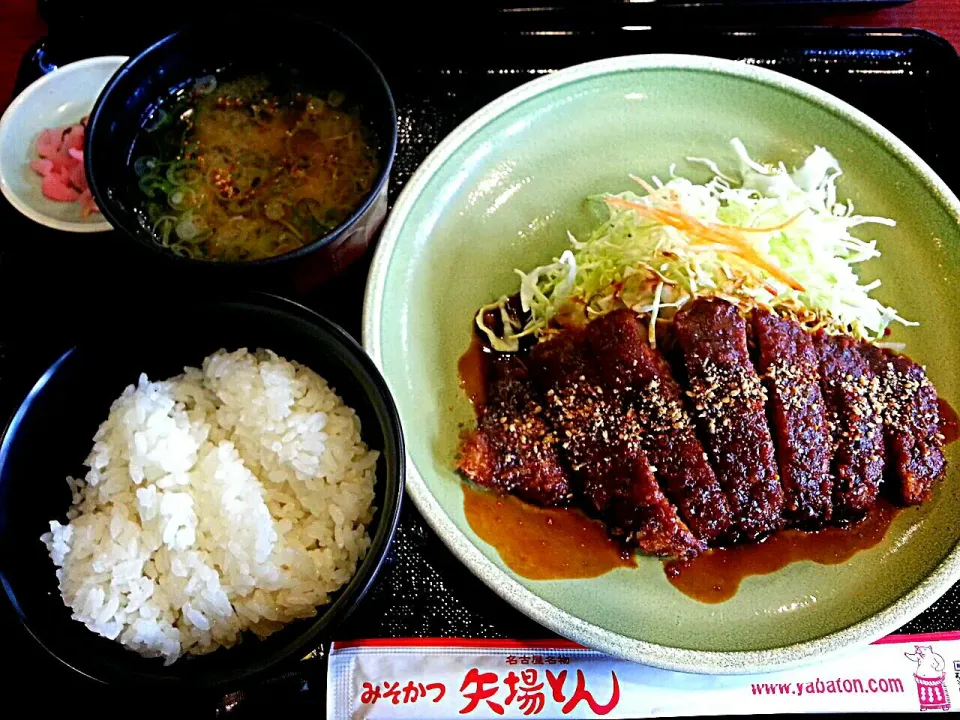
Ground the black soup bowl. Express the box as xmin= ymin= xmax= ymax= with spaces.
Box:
xmin=0 ymin=293 xmax=404 ymax=687
xmin=85 ymin=15 xmax=397 ymax=292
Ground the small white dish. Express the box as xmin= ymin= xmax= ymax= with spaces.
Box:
xmin=0 ymin=56 xmax=127 ymax=233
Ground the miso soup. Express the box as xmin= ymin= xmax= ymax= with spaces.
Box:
xmin=133 ymin=74 xmax=379 ymax=262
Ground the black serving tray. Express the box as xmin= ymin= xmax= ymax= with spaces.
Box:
xmin=34 ymin=0 xmax=918 ymax=37
xmin=2 ymin=24 xmax=959 ymax=717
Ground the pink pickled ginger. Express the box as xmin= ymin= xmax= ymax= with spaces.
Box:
xmin=30 ymin=117 xmax=99 ymax=217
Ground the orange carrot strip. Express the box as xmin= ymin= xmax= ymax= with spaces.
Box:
xmin=710 ymin=227 xmax=805 ymax=291
xmin=604 ymin=195 xmax=805 ymax=292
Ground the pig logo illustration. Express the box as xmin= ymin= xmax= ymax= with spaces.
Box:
xmin=905 ymin=646 xmax=951 ymax=711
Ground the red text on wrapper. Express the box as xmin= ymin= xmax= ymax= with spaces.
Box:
xmin=506 ymin=654 xmax=572 ymax=666
xmin=458 ymin=667 xmax=620 ymax=715
xmin=360 ymin=680 xmax=446 ymax=705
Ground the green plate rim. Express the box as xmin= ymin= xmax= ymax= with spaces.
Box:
xmin=362 ymin=53 xmax=960 ymax=674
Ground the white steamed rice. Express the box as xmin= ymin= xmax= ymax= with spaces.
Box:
xmin=40 ymin=348 xmax=378 ymax=664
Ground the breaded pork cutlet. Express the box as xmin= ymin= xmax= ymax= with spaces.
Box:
xmin=529 ymin=330 xmax=704 ymax=558
xmin=585 ymin=309 xmax=735 ymax=544
xmin=458 ymin=353 xmax=572 ymax=506
xmin=859 ymin=344 xmax=946 ymax=505
xmin=814 ymin=333 xmax=885 ymax=519
xmin=673 ymin=298 xmax=784 ymax=541
xmin=752 ymin=309 xmax=834 ymax=528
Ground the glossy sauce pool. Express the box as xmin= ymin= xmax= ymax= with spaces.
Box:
xmin=463 ymin=485 xmax=634 ymax=580
xmin=457 ymin=333 xmax=490 ymax=409
xmin=664 ymin=502 xmax=902 ymax=603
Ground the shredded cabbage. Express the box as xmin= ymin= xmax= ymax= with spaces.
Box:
xmin=481 ymin=138 xmax=913 ymax=350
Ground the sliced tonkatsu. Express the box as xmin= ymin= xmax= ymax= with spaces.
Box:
xmin=859 ymin=344 xmax=945 ymax=505
xmin=752 ymin=309 xmax=833 ymax=528
xmin=528 ymin=329 xmax=704 ymax=558
xmin=585 ymin=309 xmax=735 ymax=544
xmin=672 ymin=298 xmax=783 ymax=541
xmin=814 ymin=333 xmax=885 ymax=519
xmin=458 ymin=354 xmax=572 ymax=507
xmin=459 ymin=296 xmax=950 ymax=558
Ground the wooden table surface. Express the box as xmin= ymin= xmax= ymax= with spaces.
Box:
xmin=1 ymin=1 xmax=958 ymax=110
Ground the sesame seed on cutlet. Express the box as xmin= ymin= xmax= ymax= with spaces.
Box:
xmin=766 ymin=358 xmax=818 ymax=412
xmin=690 ymin=359 xmax=766 ymax=433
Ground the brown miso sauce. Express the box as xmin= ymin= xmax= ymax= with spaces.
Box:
xmin=463 ymin=485 xmax=634 ymax=580
xmin=665 ymin=502 xmax=901 ymax=604
xmin=458 ymin=334 xmax=491 ymax=412
xmin=938 ymin=397 xmax=959 ymax=445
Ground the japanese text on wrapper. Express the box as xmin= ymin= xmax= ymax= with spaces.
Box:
xmin=359 ymin=667 xmax=621 ymax=716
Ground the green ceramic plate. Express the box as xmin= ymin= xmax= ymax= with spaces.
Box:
xmin=362 ymin=55 xmax=960 ymax=673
